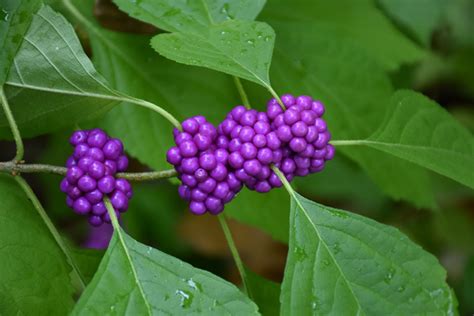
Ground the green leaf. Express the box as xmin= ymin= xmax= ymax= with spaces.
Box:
xmin=226 ymin=187 xmax=289 ymax=243
xmin=68 ymin=0 xmax=240 ymax=170
xmin=113 ymin=0 xmax=275 ymax=88
xmin=261 ymin=0 xmax=424 ymax=71
xmin=266 ymin=24 xmax=435 ymax=208
xmin=74 ymin=225 xmax=259 ymax=314
xmin=377 ymin=0 xmax=446 ymax=46
xmin=0 ymin=0 xmax=41 ymax=85
xmin=0 ymin=174 xmax=75 ymax=314
xmin=151 ymin=20 xmax=275 ymax=87
xmin=112 ymin=0 xmax=266 ymax=32
xmin=71 ymin=247 xmax=104 ymax=284
xmin=281 ymin=191 xmax=457 ymax=315
xmin=246 ymin=268 xmax=280 ymax=316
xmin=364 ymin=90 xmax=474 ymax=190
xmin=0 ymin=5 xmax=122 ymax=138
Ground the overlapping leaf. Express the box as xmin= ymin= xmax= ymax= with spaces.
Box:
xmin=0 ymin=174 xmax=75 ymax=314
xmin=0 ymin=5 xmax=122 ymax=138
xmin=113 ymin=0 xmax=275 ymax=88
xmin=265 ymin=23 xmax=435 ymax=208
xmin=261 ymin=0 xmax=424 ymax=71
xmin=74 ymin=224 xmax=259 ymax=315
xmin=281 ymin=191 xmax=457 ymax=315
xmin=0 ymin=0 xmax=41 ymax=85
xmin=365 ymin=90 xmax=474 ymax=189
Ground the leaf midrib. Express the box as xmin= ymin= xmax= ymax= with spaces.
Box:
xmin=290 ymin=192 xmax=364 ymax=315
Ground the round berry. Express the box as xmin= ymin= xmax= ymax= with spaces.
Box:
xmin=73 ymin=197 xmax=91 ymax=215
xmin=87 ymin=130 xmax=107 ymax=148
xmin=78 ymin=175 xmax=96 ymax=192
xmin=88 ymin=161 xmax=105 ymax=179
xmin=70 ymin=131 xmax=88 ymax=146
xmin=98 ymin=176 xmax=115 ymax=194
xmin=66 ymin=166 xmax=83 ymax=184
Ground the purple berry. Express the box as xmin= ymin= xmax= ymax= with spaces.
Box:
xmin=190 ymin=201 xmax=206 ymax=215
xmin=92 ymin=202 xmax=107 ymax=215
xmin=66 ymin=166 xmax=83 ymax=184
xmin=78 ymin=157 xmax=94 ymax=171
xmin=180 ymin=141 xmax=198 ymax=158
xmin=88 ymin=148 xmax=104 ymax=162
xmin=116 ymin=155 xmax=129 ymax=172
xmin=103 ymin=139 xmax=123 ymax=160
xmin=110 ymin=190 xmax=127 ymax=210
xmin=182 ymin=118 xmax=199 ymax=134
xmin=70 ymin=131 xmax=88 ymax=146
xmin=85 ymin=189 xmax=103 ymax=204
xmin=88 ymin=161 xmax=105 ymax=179
xmin=74 ymin=144 xmax=89 ymax=159
xmin=73 ymin=197 xmax=91 ymax=215
xmin=98 ymin=176 xmax=115 ymax=194
xmin=88 ymin=215 xmax=103 ymax=227
xmin=87 ymin=130 xmax=108 ymax=148
xmin=167 ymin=147 xmax=182 ymax=165
xmin=77 ymin=175 xmax=97 ymax=192
xmin=199 ymin=153 xmax=217 ymax=170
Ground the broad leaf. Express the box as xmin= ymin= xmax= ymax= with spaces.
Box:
xmin=281 ymin=191 xmax=457 ymax=315
xmin=74 ymin=224 xmax=259 ymax=314
xmin=378 ymin=0 xmax=446 ymax=46
xmin=264 ymin=23 xmax=435 ymax=208
xmin=0 ymin=0 xmax=41 ymax=85
xmin=0 ymin=174 xmax=75 ymax=314
xmin=113 ymin=0 xmax=275 ymax=88
xmin=365 ymin=90 xmax=474 ymax=190
xmin=151 ymin=20 xmax=275 ymax=87
xmin=0 ymin=5 xmax=122 ymax=138
xmin=71 ymin=247 xmax=104 ymax=284
xmin=112 ymin=0 xmax=266 ymax=32
xmin=261 ymin=0 xmax=424 ymax=71
xmin=246 ymin=268 xmax=280 ymax=316
xmin=70 ymin=0 xmax=240 ymax=170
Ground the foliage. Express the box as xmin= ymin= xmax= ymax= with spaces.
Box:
xmin=0 ymin=0 xmax=473 ymax=315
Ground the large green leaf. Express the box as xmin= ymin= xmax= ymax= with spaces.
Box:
xmin=261 ymin=0 xmax=424 ymax=71
xmin=377 ymin=0 xmax=446 ymax=46
xmin=363 ymin=90 xmax=474 ymax=190
xmin=264 ymin=22 xmax=435 ymax=208
xmin=113 ymin=0 xmax=275 ymax=89
xmin=246 ymin=268 xmax=280 ymax=316
xmin=0 ymin=0 xmax=41 ymax=85
xmin=74 ymin=219 xmax=259 ymax=314
xmin=112 ymin=0 xmax=266 ymax=33
xmin=281 ymin=191 xmax=457 ymax=315
xmin=0 ymin=174 xmax=75 ymax=314
xmin=69 ymin=0 xmax=240 ymax=170
xmin=151 ymin=20 xmax=275 ymax=88
xmin=0 ymin=5 xmax=123 ymax=138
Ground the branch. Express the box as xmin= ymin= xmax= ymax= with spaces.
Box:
xmin=0 ymin=161 xmax=177 ymax=181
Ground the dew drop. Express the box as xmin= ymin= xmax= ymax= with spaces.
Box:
xmin=146 ymin=246 xmax=152 ymax=255
xmin=1 ymin=9 xmax=9 ymax=22
xmin=175 ymin=289 xmax=194 ymax=308
xmin=332 ymin=242 xmax=341 ymax=254
xmin=264 ymin=36 xmax=272 ymax=42
xmin=322 ymin=259 xmax=330 ymax=266
xmin=397 ymin=286 xmax=405 ymax=292
xmin=246 ymin=39 xmax=255 ymax=46
xmin=384 ymin=268 xmax=395 ymax=284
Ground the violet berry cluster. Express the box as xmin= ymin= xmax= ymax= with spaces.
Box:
xmin=167 ymin=116 xmax=243 ymax=215
xmin=60 ymin=129 xmax=132 ymax=226
xmin=167 ymin=94 xmax=334 ymax=216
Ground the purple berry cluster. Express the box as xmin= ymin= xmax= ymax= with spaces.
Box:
xmin=166 ymin=116 xmax=243 ymax=215
xmin=167 ymin=95 xmax=334 ymax=215
xmin=60 ymin=129 xmax=132 ymax=226
xmin=268 ymin=94 xmax=334 ymax=179
xmin=218 ymin=106 xmax=283 ymax=193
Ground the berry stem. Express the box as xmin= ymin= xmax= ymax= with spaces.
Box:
xmin=14 ymin=176 xmax=87 ymax=291
xmin=330 ymin=140 xmax=367 ymax=146
xmin=217 ymin=214 xmax=252 ymax=299
xmin=104 ymin=196 xmax=120 ymax=229
xmin=126 ymin=97 xmax=182 ymax=131
xmin=233 ymin=77 xmax=251 ymax=109
xmin=0 ymin=87 xmax=24 ymax=161
xmin=0 ymin=161 xmax=177 ymax=181
xmin=267 ymin=86 xmax=286 ymax=110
